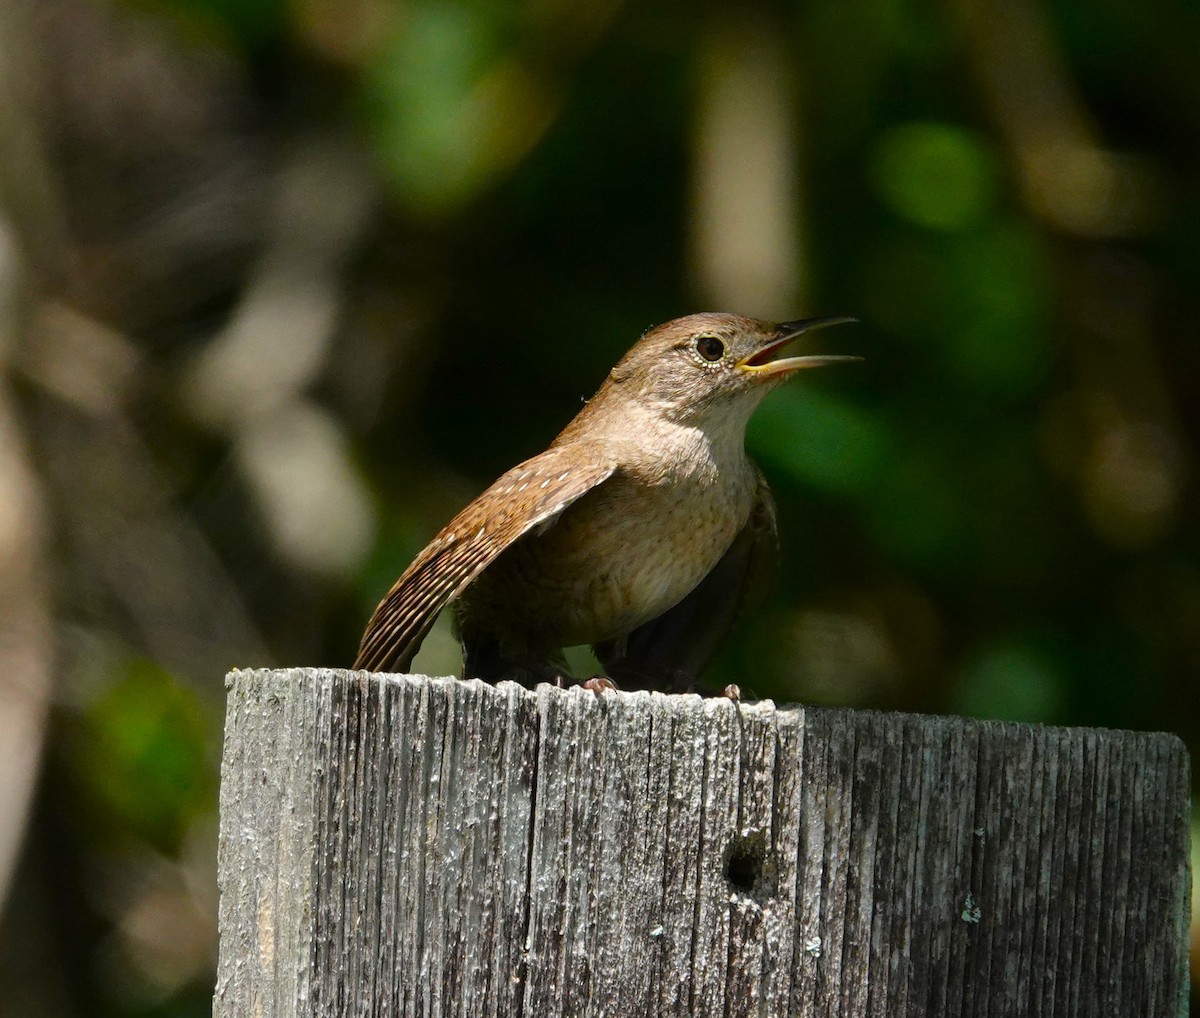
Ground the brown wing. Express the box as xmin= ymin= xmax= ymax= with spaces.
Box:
xmin=353 ymin=445 xmax=617 ymax=673
xmin=593 ymin=466 xmax=777 ymax=689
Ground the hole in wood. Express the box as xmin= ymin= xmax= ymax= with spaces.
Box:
xmin=724 ymin=832 xmax=774 ymax=897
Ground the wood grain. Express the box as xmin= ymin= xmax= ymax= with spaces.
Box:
xmin=214 ymin=668 xmax=1190 ymax=1017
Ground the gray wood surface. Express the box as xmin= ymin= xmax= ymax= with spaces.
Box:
xmin=214 ymin=667 xmax=1191 ymax=1017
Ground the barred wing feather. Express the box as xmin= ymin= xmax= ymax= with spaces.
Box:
xmin=353 ymin=446 xmax=616 ymax=672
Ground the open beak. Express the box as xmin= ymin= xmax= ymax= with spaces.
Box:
xmin=737 ymin=316 xmax=861 ymax=378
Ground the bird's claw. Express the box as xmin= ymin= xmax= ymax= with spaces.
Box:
xmin=580 ymin=675 xmax=618 ymax=694
xmin=720 ymin=683 xmax=742 ymax=702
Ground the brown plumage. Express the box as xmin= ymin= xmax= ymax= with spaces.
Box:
xmin=354 ymin=312 xmax=857 ymax=690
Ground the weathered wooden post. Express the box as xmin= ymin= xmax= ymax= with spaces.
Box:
xmin=213 ymin=668 xmax=1190 ymax=1017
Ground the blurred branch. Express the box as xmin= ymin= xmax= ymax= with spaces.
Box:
xmin=956 ymin=0 xmax=1161 ymax=238
xmin=364 ymin=0 xmax=627 ymax=215
xmin=0 ymin=372 xmax=52 ymax=923
xmin=0 ymin=0 xmax=279 ymax=689
xmin=0 ymin=0 xmax=55 ymax=926
xmin=690 ymin=13 xmax=802 ymax=316
xmin=182 ymin=140 xmax=378 ymax=577
xmin=23 ymin=307 xmax=273 ymax=682
xmin=0 ymin=0 xmax=70 ymax=283
xmin=958 ymin=0 xmax=1189 ymax=550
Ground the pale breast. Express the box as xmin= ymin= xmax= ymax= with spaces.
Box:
xmin=464 ymin=462 xmax=757 ymax=648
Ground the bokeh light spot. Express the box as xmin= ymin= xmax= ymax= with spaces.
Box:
xmin=872 ymin=122 xmax=999 ymax=231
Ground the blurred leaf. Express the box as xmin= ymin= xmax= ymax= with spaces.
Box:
xmin=953 ymin=634 xmax=1066 ymax=722
xmin=747 ymin=385 xmax=890 ymax=497
xmin=363 ymin=2 xmax=501 ymax=213
xmin=862 ymin=220 xmax=1054 ymax=398
xmin=71 ymin=659 xmax=214 ymax=851
xmin=871 ymin=122 xmax=1000 ymax=231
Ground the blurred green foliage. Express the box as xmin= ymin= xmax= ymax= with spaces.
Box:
xmin=0 ymin=0 xmax=1197 ymax=1012
xmin=871 ymin=122 xmax=1000 ymax=231
xmin=70 ymin=659 xmax=214 ymax=853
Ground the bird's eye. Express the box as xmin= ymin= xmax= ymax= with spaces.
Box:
xmin=695 ymin=335 xmax=725 ymax=362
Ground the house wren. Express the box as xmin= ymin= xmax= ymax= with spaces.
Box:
xmin=354 ymin=312 xmax=857 ymax=691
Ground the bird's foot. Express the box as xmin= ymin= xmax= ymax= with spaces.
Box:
xmin=580 ymin=675 xmax=619 ymax=694
xmin=720 ymin=683 xmax=742 ymax=702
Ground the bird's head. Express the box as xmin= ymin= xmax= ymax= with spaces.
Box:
xmin=605 ymin=312 xmax=859 ymax=427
